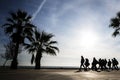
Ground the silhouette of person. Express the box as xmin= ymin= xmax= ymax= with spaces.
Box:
xmin=112 ymin=59 xmax=115 ymax=70
xmin=100 ymin=59 xmax=104 ymax=70
xmin=104 ymin=59 xmax=108 ymax=70
xmin=98 ymin=58 xmax=102 ymax=70
xmin=84 ymin=58 xmax=90 ymax=71
xmin=91 ymin=57 xmax=98 ymax=71
xmin=79 ymin=56 xmax=85 ymax=71
xmin=107 ymin=59 xmax=112 ymax=70
xmin=113 ymin=58 xmax=119 ymax=70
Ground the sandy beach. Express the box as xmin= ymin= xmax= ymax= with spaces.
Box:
xmin=0 ymin=69 xmax=120 ymax=80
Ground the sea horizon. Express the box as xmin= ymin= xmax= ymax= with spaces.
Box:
xmin=0 ymin=65 xmax=80 ymax=69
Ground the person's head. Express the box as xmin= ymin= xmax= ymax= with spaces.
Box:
xmin=81 ymin=56 xmax=83 ymax=58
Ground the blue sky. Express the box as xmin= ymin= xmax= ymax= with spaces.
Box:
xmin=1 ymin=0 xmax=120 ymax=67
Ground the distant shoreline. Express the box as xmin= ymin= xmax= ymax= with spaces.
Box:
xmin=0 ymin=66 xmax=80 ymax=69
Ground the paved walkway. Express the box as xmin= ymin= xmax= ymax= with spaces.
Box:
xmin=0 ymin=69 xmax=120 ymax=80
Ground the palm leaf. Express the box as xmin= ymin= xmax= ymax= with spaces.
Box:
xmin=24 ymin=28 xmax=33 ymax=36
xmin=10 ymin=12 xmax=17 ymax=20
xmin=26 ymin=15 xmax=32 ymax=21
xmin=2 ymin=23 xmax=12 ymax=28
xmin=26 ymin=36 xmax=34 ymax=42
xmin=110 ymin=18 xmax=120 ymax=28
xmin=112 ymin=30 xmax=119 ymax=37
xmin=5 ymin=26 xmax=13 ymax=34
xmin=25 ymin=23 xmax=36 ymax=28
xmin=35 ymin=29 xmax=41 ymax=41
xmin=24 ymin=43 xmax=31 ymax=49
xmin=117 ymin=12 xmax=120 ymax=18
xmin=21 ymin=11 xmax=27 ymax=19
xmin=49 ymin=46 xmax=59 ymax=52
xmin=28 ymin=48 xmax=36 ymax=54
xmin=17 ymin=10 xmax=23 ymax=18
xmin=48 ymin=41 xmax=58 ymax=44
xmin=7 ymin=18 xmax=15 ymax=24
xmin=41 ymin=31 xmax=54 ymax=42
xmin=46 ymin=47 xmax=56 ymax=56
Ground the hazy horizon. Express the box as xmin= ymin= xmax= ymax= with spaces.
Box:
xmin=1 ymin=0 xmax=120 ymax=67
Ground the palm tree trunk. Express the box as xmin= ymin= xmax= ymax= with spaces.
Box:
xmin=10 ymin=42 xmax=19 ymax=69
xmin=35 ymin=52 xmax=42 ymax=69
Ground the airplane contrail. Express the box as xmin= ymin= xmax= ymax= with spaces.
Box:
xmin=32 ymin=0 xmax=46 ymax=21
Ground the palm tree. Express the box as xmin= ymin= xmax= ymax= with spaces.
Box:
xmin=24 ymin=29 xmax=59 ymax=69
xmin=110 ymin=12 xmax=120 ymax=37
xmin=2 ymin=10 xmax=35 ymax=69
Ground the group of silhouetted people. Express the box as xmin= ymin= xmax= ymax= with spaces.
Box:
xmin=79 ymin=56 xmax=119 ymax=72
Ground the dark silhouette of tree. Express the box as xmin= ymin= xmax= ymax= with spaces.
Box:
xmin=0 ymin=41 xmax=16 ymax=67
xmin=1 ymin=44 xmax=13 ymax=67
xmin=110 ymin=12 xmax=120 ymax=37
xmin=24 ymin=29 xmax=59 ymax=69
xmin=2 ymin=10 xmax=35 ymax=69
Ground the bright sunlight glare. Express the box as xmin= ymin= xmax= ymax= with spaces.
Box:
xmin=80 ymin=29 xmax=99 ymax=49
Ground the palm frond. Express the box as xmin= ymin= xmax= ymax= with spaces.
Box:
xmin=26 ymin=15 xmax=32 ymax=21
xmin=112 ymin=30 xmax=119 ymax=37
xmin=24 ymin=43 xmax=31 ymax=50
xmin=46 ymin=47 xmax=57 ymax=56
xmin=41 ymin=31 xmax=54 ymax=42
xmin=2 ymin=23 xmax=12 ymax=27
xmin=21 ymin=11 xmax=27 ymax=19
xmin=28 ymin=48 xmax=36 ymax=54
xmin=24 ymin=28 xmax=33 ymax=36
xmin=45 ymin=32 xmax=54 ymax=40
xmin=49 ymin=46 xmax=59 ymax=52
xmin=5 ymin=26 xmax=13 ymax=34
xmin=10 ymin=12 xmax=17 ymax=20
xmin=17 ymin=10 xmax=23 ymax=18
xmin=110 ymin=18 xmax=120 ymax=28
xmin=26 ymin=36 xmax=34 ymax=42
xmin=25 ymin=23 xmax=36 ymax=28
xmin=7 ymin=18 xmax=15 ymax=24
xmin=117 ymin=12 xmax=120 ymax=18
xmin=48 ymin=41 xmax=58 ymax=45
xmin=35 ymin=29 xmax=41 ymax=41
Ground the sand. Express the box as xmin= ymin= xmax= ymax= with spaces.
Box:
xmin=0 ymin=69 xmax=120 ymax=80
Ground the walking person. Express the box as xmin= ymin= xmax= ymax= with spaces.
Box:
xmin=84 ymin=58 xmax=90 ymax=71
xmin=91 ymin=57 xmax=98 ymax=71
xmin=107 ymin=59 xmax=112 ymax=70
xmin=79 ymin=56 xmax=85 ymax=71
xmin=113 ymin=58 xmax=119 ymax=70
xmin=104 ymin=59 xmax=108 ymax=70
